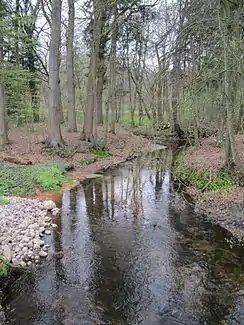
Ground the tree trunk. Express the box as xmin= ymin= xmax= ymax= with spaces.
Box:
xmin=29 ymin=76 xmax=40 ymax=123
xmin=47 ymin=0 xmax=63 ymax=146
xmin=0 ymin=82 xmax=9 ymax=146
xmin=67 ymin=0 xmax=77 ymax=132
xmin=0 ymin=0 xmax=8 ymax=145
xmin=109 ymin=1 xmax=118 ymax=134
xmin=82 ymin=57 xmax=94 ymax=142
xmin=96 ymin=70 xmax=104 ymax=125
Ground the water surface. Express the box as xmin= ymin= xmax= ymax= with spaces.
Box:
xmin=3 ymin=150 xmax=244 ymax=325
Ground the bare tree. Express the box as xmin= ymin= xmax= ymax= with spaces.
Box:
xmin=0 ymin=0 xmax=8 ymax=145
xmin=66 ymin=0 xmax=77 ymax=132
xmin=47 ymin=0 xmax=63 ymax=146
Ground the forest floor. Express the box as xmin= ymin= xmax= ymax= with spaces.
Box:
xmin=0 ymin=123 xmax=155 ymax=200
xmin=177 ymin=134 xmax=244 ymax=241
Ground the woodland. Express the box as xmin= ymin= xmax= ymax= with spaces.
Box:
xmin=0 ymin=0 xmax=244 ymax=196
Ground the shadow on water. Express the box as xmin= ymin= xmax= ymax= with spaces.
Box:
xmin=3 ymin=149 xmax=244 ymax=325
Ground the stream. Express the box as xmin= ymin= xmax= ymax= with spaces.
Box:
xmin=2 ymin=149 xmax=244 ymax=325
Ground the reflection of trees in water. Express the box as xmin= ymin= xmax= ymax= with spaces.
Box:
xmin=83 ymin=178 xmax=129 ymax=324
xmin=167 ymin=209 xmax=244 ymax=325
xmin=82 ymin=171 xmax=154 ymax=324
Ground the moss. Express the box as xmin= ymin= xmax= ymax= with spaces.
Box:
xmin=88 ymin=148 xmax=113 ymax=158
xmin=175 ymin=166 xmax=237 ymax=191
xmin=0 ymin=161 xmax=71 ymax=197
xmin=0 ymin=256 xmax=8 ymax=277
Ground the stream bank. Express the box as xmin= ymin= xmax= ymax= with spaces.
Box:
xmin=174 ymin=135 xmax=244 ymax=242
xmin=2 ymin=148 xmax=244 ymax=325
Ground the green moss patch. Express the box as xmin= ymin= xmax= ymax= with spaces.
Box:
xmin=0 ymin=161 xmax=71 ymax=197
xmin=175 ymin=166 xmax=237 ymax=191
xmin=88 ymin=148 xmax=113 ymax=158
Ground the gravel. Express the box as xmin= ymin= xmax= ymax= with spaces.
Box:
xmin=0 ymin=197 xmax=60 ymax=267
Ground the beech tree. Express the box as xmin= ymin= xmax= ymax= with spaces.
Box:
xmin=67 ymin=0 xmax=77 ymax=132
xmin=0 ymin=0 xmax=8 ymax=145
xmin=47 ymin=0 xmax=63 ymax=146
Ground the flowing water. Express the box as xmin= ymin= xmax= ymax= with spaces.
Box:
xmin=3 ymin=150 xmax=244 ymax=325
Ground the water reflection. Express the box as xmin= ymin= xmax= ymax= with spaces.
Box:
xmin=3 ymin=149 xmax=244 ymax=325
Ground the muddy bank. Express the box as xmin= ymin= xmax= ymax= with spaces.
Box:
xmin=184 ymin=187 xmax=244 ymax=242
xmin=174 ymin=135 xmax=244 ymax=242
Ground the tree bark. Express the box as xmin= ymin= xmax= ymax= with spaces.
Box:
xmin=47 ymin=0 xmax=63 ymax=146
xmin=109 ymin=0 xmax=118 ymax=134
xmin=0 ymin=82 xmax=9 ymax=146
xmin=67 ymin=0 xmax=77 ymax=132
xmin=0 ymin=0 xmax=8 ymax=145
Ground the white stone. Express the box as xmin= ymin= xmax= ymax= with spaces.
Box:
xmin=45 ymin=230 xmax=51 ymax=235
xmin=51 ymin=207 xmax=60 ymax=216
xmin=3 ymin=244 xmax=12 ymax=262
xmin=12 ymin=258 xmax=18 ymax=265
xmin=39 ymin=226 xmax=45 ymax=233
xmin=39 ymin=250 xmax=48 ymax=257
xmin=51 ymin=223 xmax=58 ymax=229
xmin=20 ymin=261 xmax=26 ymax=267
xmin=44 ymin=216 xmax=51 ymax=223
xmin=43 ymin=200 xmax=56 ymax=211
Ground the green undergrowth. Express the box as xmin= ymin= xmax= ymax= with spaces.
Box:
xmin=120 ymin=113 xmax=152 ymax=127
xmin=0 ymin=256 xmax=8 ymax=277
xmin=175 ymin=165 xmax=237 ymax=191
xmin=0 ymin=161 xmax=71 ymax=197
xmin=0 ymin=196 xmax=9 ymax=205
xmin=88 ymin=148 xmax=113 ymax=158
xmin=79 ymin=148 xmax=113 ymax=166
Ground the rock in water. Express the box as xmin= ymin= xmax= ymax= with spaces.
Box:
xmin=39 ymin=250 xmax=48 ymax=257
xmin=3 ymin=244 xmax=12 ymax=262
xmin=43 ymin=200 xmax=56 ymax=211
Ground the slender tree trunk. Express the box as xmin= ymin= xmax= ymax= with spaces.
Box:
xmin=109 ymin=0 xmax=118 ymax=134
xmin=0 ymin=83 xmax=9 ymax=146
xmin=96 ymin=71 xmax=104 ymax=124
xmin=14 ymin=0 xmax=20 ymax=67
xmin=67 ymin=0 xmax=77 ymax=132
xmin=0 ymin=0 xmax=8 ymax=145
xmin=82 ymin=58 xmax=94 ymax=142
xmin=29 ymin=75 xmax=40 ymax=123
xmin=47 ymin=0 xmax=63 ymax=146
